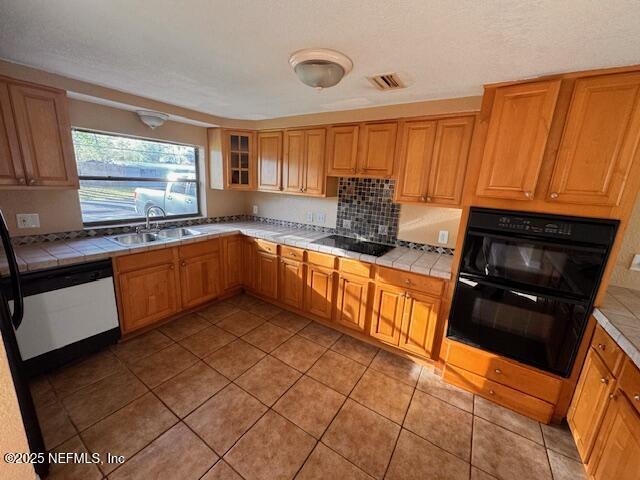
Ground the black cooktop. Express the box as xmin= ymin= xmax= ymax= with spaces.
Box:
xmin=312 ymin=235 xmax=393 ymax=257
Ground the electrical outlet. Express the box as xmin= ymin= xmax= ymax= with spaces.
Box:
xmin=378 ymin=225 xmax=388 ymax=235
xmin=343 ymin=219 xmax=352 ymax=230
xmin=438 ymin=230 xmax=449 ymax=244
xmin=16 ymin=213 xmax=40 ymax=229
xmin=306 ymin=212 xmax=313 ymax=223
xmin=252 ymin=205 xmax=258 ymax=214
xmin=630 ymin=254 xmax=640 ymax=271
xmin=316 ymin=212 xmax=326 ymax=225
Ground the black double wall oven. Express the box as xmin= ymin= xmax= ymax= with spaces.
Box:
xmin=447 ymin=208 xmax=618 ymax=377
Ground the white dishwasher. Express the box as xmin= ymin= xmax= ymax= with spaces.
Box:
xmin=4 ymin=259 xmax=120 ymax=375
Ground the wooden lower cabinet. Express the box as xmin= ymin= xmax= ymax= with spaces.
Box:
xmin=587 ymin=391 xmax=640 ymax=480
xmin=222 ymin=235 xmax=243 ymax=290
xmin=370 ymin=284 xmax=405 ymax=345
xmin=304 ymin=264 xmax=334 ymax=320
xmin=399 ymin=291 xmax=440 ymax=358
xmin=179 ymin=252 xmax=221 ymax=309
xmin=334 ymin=272 xmax=369 ymax=332
xmin=279 ymin=258 xmax=304 ymax=309
xmin=116 ymin=255 xmax=181 ymax=334
xmin=567 ymin=349 xmax=616 ymax=460
xmin=257 ymin=251 xmax=278 ymax=300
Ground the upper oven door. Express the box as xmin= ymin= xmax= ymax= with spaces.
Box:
xmin=459 ymin=230 xmax=608 ymax=300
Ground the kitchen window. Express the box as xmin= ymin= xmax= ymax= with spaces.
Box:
xmin=72 ymin=129 xmax=201 ymax=225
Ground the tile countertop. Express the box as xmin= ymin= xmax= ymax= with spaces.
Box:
xmin=0 ymin=222 xmax=453 ymax=280
xmin=594 ymin=286 xmax=640 ymax=369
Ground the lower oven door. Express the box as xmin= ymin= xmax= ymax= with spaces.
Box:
xmin=447 ymin=276 xmax=589 ymax=377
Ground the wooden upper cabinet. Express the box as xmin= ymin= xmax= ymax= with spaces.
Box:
xmin=395 ymin=115 xmax=474 ymax=205
xmin=548 ymin=72 xmax=640 ymax=206
xmin=303 ymin=128 xmax=327 ymax=195
xmin=476 ymin=80 xmax=561 ymax=201
xmin=224 ymin=130 xmax=255 ymax=190
xmin=357 ymin=122 xmax=397 ymax=177
xmin=257 ymin=131 xmax=282 ymax=192
xmin=399 ymin=291 xmax=440 ymax=358
xmin=0 ymin=83 xmax=23 ymax=186
xmin=282 ymin=130 xmax=305 ymax=193
xmin=395 ymin=120 xmax=436 ymax=203
xmin=327 ymin=124 xmax=359 ymax=175
xmin=4 ymin=80 xmax=77 ymax=188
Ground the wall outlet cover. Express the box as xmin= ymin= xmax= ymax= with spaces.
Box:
xmin=16 ymin=213 xmax=40 ymax=229
xmin=343 ymin=219 xmax=352 ymax=229
xmin=630 ymin=254 xmax=640 ymax=272
xmin=438 ymin=230 xmax=449 ymax=244
xmin=252 ymin=205 xmax=259 ymax=214
xmin=316 ymin=212 xmax=326 ymax=224
xmin=306 ymin=212 xmax=314 ymax=223
xmin=378 ymin=225 xmax=388 ymax=235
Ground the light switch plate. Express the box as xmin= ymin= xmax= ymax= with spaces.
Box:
xmin=438 ymin=230 xmax=449 ymax=244
xmin=630 ymin=254 xmax=640 ymax=271
xmin=306 ymin=212 xmax=313 ymax=223
xmin=343 ymin=219 xmax=352 ymax=230
xmin=252 ymin=205 xmax=258 ymax=214
xmin=316 ymin=212 xmax=326 ymax=225
xmin=16 ymin=213 xmax=40 ymax=229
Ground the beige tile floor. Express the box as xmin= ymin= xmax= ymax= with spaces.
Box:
xmin=29 ymin=293 xmax=587 ymax=480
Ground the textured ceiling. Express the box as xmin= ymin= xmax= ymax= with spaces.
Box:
xmin=0 ymin=0 xmax=639 ymax=120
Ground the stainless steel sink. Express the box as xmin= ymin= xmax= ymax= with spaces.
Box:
xmin=111 ymin=228 xmax=202 ymax=246
xmin=112 ymin=233 xmax=158 ymax=245
xmin=155 ymin=228 xmax=201 ymax=239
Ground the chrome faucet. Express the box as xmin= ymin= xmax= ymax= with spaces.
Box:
xmin=142 ymin=206 xmax=166 ymax=232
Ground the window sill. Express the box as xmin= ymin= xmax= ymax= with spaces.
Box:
xmin=82 ymin=215 xmax=206 ymax=231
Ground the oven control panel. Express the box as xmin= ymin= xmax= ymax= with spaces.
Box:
xmin=497 ymin=216 xmax=572 ymax=236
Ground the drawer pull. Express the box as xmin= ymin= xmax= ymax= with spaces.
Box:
xmin=600 ymin=377 xmax=609 ymax=384
xmin=181 ymin=261 xmax=187 ymax=267
xmin=488 ymin=389 xmax=495 ymax=395
xmin=494 ymin=368 xmax=502 ymax=374
xmin=634 ymin=395 xmax=640 ymax=402
xmin=404 ymin=279 xmax=412 ymax=285
xmin=597 ymin=343 xmax=606 ymax=351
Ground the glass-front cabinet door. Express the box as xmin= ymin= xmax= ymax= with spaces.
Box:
xmin=225 ymin=130 xmax=255 ymax=190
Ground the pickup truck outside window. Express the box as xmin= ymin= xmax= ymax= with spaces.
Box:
xmin=72 ymin=129 xmax=201 ymax=225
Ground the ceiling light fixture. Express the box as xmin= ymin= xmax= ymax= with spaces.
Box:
xmin=136 ymin=110 xmax=169 ymax=129
xmin=289 ymin=48 xmax=353 ymax=90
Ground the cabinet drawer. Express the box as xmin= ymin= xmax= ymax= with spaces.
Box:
xmin=591 ymin=325 xmax=624 ymax=375
xmin=115 ymin=247 xmax=176 ymax=273
xmin=444 ymin=364 xmax=554 ymax=423
xmin=255 ymin=239 xmax=278 ymax=254
xmin=375 ymin=266 xmax=444 ymax=297
xmin=339 ymin=258 xmax=371 ymax=278
xmin=179 ymin=238 xmax=220 ymax=259
xmin=445 ymin=340 xmax=562 ymax=403
xmin=280 ymin=245 xmax=304 ymax=261
xmin=619 ymin=359 xmax=640 ymax=415
xmin=307 ymin=251 xmax=336 ymax=269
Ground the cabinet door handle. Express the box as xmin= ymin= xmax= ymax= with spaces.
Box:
xmin=550 ymin=192 xmax=559 ymax=199
xmin=426 ymin=196 xmax=432 ymax=202
xmin=28 ymin=178 xmax=37 ymax=186
xmin=600 ymin=377 xmax=608 ymax=384
xmin=181 ymin=261 xmax=187 ymax=267
xmin=523 ymin=191 xmax=533 ymax=199
xmin=405 ymin=292 xmax=412 ymax=299
xmin=420 ymin=195 xmax=426 ymax=202
xmin=597 ymin=343 xmax=606 ymax=351
xmin=169 ymin=264 xmax=175 ymax=270
xmin=17 ymin=177 xmax=26 ymax=185
xmin=634 ymin=394 xmax=640 ymax=402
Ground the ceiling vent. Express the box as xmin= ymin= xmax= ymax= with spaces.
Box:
xmin=367 ymin=73 xmax=406 ymax=91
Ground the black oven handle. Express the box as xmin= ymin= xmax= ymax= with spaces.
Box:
xmin=466 ymin=229 xmax=609 ymax=253
xmin=458 ymin=273 xmax=589 ymax=306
